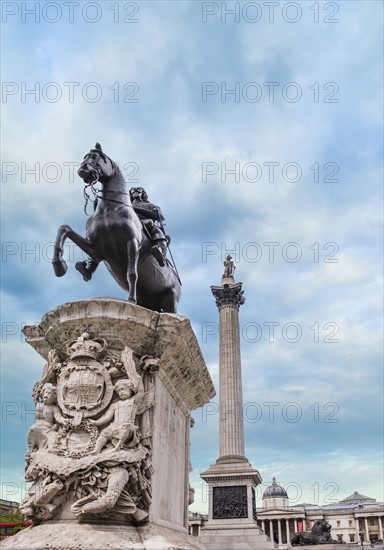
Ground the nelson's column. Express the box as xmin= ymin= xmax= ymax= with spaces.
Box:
xmin=200 ymin=256 xmax=275 ymax=549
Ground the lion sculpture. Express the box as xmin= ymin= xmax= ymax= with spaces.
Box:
xmin=291 ymin=519 xmax=344 ymax=545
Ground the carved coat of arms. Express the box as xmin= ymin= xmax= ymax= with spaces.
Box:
xmin=21 ymin=333 xmax=159 ymax=525
xmin=57 ymin=334 xmax=112 ymax=423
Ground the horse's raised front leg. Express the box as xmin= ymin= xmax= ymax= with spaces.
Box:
xmin=52 ymin=224 xmax=100 ymax=278
xmin=75 ymin=258 xmax=99 ymax=282
xmin=126 ymin=239 xmax=139 ymax=303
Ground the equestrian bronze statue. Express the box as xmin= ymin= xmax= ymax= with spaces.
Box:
xmin=52 ymin=143 xmax=181 ymax=313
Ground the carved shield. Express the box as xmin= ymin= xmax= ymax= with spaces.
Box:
xmin=57 ymin=360 xmax=113 ymax=418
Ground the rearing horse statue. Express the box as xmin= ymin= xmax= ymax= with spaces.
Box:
xmin=52 ymin=143 xmax=181 ymax=313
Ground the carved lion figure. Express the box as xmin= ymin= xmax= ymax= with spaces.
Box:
xmin=291 ymin=519 xmax=343 ymax=545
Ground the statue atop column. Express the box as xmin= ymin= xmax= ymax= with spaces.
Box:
xmin=223 ymin=255 xmax=235 ymax=279
xmin=212 ymin=257 xmax=245 ymax=310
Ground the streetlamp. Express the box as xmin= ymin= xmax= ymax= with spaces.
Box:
xmin=359 ymin=531 xmax=364 ymax=549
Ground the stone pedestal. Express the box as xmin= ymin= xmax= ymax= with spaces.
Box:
xmin=2 ymin=298 xmax=215 ymax=550
xmin=200 ymin=458 xmax=276 ymax=550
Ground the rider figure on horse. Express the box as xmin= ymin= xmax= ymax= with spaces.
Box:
xmin=76 ymin=186 xmax=169 ymax=282
xmin=129 ymin=187 xmax=168 ymax=267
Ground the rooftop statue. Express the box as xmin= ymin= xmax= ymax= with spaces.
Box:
xmin=52 ymin=143 xmax=181 ymax=313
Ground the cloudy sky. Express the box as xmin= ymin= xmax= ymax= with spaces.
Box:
xmin=1 ymin=1 xmax=383 ymax=512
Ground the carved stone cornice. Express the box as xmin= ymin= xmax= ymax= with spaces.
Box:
xmin=211 ymin=282 xmax=245 ymax=310
xmin=23 ymin=298 xmax=215 ymax=411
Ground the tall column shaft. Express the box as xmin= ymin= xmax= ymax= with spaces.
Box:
xmin=218 ymin=303 xmax=244 ymax=458
xmin=211 ymin=279 xmax=246 ymax=461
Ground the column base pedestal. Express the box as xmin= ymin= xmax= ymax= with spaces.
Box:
xmin=200 ymin=458 xmax=276 ymax=549
xmin=199 ymin=524 xmax=277 ymax=550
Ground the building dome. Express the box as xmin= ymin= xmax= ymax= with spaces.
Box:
xmin=339 ymin=491 xmax=376 ymax=505
xmin=263 ymin=477 xmax=288 ymax=499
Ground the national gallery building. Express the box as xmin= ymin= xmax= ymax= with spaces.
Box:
xmin=189 ymin=478 xmax=384 ymax=547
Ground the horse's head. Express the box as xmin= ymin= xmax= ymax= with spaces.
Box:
xmin=78 ymin=143 xmax=116 ymax=185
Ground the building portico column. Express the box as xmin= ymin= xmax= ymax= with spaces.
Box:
xmin=294 ymin=519 xmax=298 ymax=532
xmin=278 ymin=519 xmax=282 ymax=544
xmin=364 ymin=517 xmax=370 ymax=542
xmin=355 ymin=518 xmax=361 ymax=541
xmin=378 ymin=515 xmax=383 ymax=540
xmin=285 ymin=519 xmax=290 ymax=543
xmin=262 ymin=520 xmax=265 ymax=532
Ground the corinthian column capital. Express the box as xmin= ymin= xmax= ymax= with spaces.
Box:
xmin=211 ymin=282 xmax=245 ymax=310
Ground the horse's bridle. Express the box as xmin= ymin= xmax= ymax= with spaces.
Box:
xmin=81 ymin=153 xmax=133 ymax=215
xmin=83 ymin=178 xmax=100 ymax=215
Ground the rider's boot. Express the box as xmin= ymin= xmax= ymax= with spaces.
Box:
xmin=75 ymin=258 xmax=99 ymax=281
xmin=150 ymin=240 xmax=167 ymax=267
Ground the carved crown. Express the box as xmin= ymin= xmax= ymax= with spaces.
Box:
xmin=67 ymin=333 xmax=106 ymax=361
